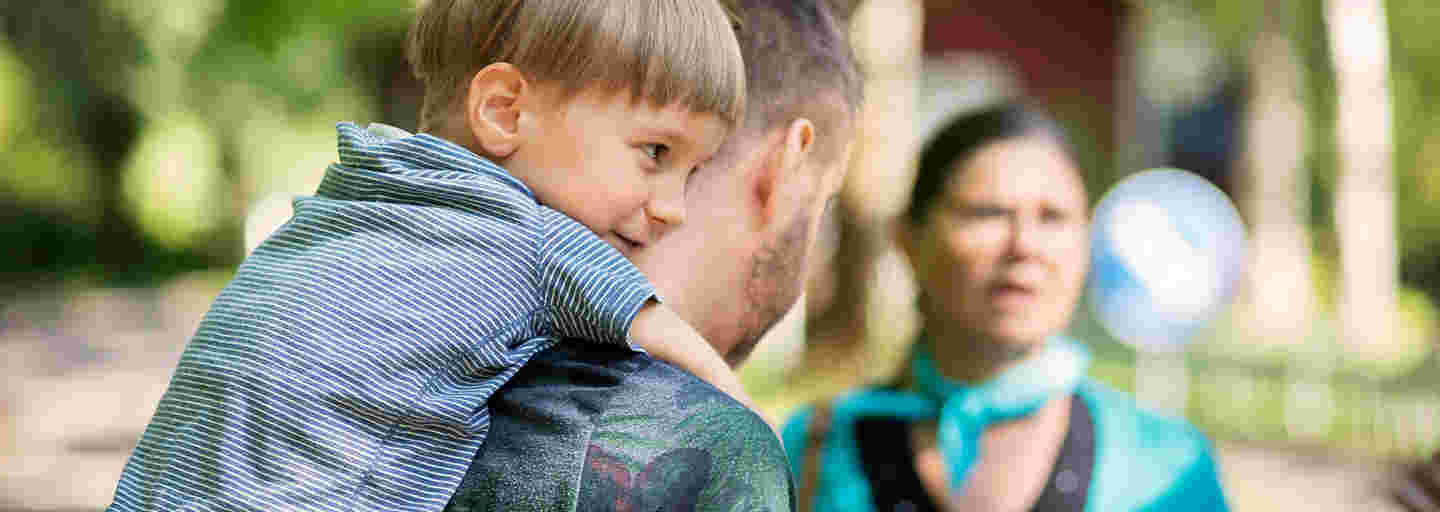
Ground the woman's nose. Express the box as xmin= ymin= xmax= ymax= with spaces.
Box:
xmin=1007 ymin=215 xmax=1044 ymax=260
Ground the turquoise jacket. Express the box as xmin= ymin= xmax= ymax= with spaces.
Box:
xmin=782 ymin=377 xmax=1230 ymax=512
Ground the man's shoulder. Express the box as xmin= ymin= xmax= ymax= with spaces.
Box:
xmin=443 ymin=343 xmax=647 ymax=512
xmin=579 ymin=351 xmax=793 ymax=512
xmin=446 ymin=343 xmax=793 ymax=512
xmin=488 ymin=331 xmax=761 ymax=426
xmin=587 ymin=348 xmax=779 ymax=454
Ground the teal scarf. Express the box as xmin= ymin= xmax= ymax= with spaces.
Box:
xmin=800 ymin=335 xmax=1091 ymax=511
xmin=912 ymin=339 xmax=1091 ymax=490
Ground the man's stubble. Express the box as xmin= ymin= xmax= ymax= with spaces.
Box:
xmin=726 ymin=207 xmax=813 ymax=367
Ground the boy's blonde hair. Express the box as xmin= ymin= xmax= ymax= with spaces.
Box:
xmin=408 ymin=0 xmax=746 ymax=132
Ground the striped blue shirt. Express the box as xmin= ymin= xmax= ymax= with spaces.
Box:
xmin=108 ymin=123 xmax=657 ymax=512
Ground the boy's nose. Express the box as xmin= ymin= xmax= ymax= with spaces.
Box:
xmin=647 ymin=196 xmax=686 ymax=227
xmin=647 ymin=176 xmax=688 ymax=227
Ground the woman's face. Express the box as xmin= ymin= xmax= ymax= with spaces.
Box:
xmin=902 ymin=135 xmax=1089 ymax=352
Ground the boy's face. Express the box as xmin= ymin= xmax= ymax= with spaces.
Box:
xmin=511 ymin=88 xmax=729 ymax=257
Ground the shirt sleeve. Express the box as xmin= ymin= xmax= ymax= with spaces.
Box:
xmin=536 ymin=207 xmax=657 ymax=347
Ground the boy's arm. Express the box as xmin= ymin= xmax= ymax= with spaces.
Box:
xmin=537 ymin=209 xmax=657 ymax=346
xmin=537 ymin=209 xmax=752 ymax=406
xmin=630 ymin=302 xmax=754 ymax=408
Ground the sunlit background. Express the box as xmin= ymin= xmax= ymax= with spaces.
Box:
xmin=2 ymin=1 xmax=1438 ymax=510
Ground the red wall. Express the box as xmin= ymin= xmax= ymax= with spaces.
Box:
xmin=924 ymin=0 xmax=1126 ymax=108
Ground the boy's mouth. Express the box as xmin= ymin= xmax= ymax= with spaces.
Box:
xmin=612 ymin=232 xmax=644 ymax=253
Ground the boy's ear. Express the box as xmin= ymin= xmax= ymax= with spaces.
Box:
xmin=465 ymin=63 xmax=530 ymax=158
xmin=753 ymin=118 xmax=816 ymax=225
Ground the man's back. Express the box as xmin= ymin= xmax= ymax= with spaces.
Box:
xmin=444 ymin=342 xmax=793 ymax=511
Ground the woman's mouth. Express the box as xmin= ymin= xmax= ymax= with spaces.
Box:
xmin=989 ymin=282 xmax=1038 ymax=309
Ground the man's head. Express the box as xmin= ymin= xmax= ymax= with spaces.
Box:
xmin=631 ymin=0 xmax=863 ymax=366
xmin=406 ymin=0 xmax=745 ymax=255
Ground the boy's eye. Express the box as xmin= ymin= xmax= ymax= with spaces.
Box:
xmin=642 ymin=143 xmax=670 ymax=162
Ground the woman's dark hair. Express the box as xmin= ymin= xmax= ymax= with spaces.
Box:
xmin=904 ymin=103 xmax=1072 ymax=225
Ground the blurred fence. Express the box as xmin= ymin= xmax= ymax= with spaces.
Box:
xmin=1093 ymin=351 xmax=1439 ymax=461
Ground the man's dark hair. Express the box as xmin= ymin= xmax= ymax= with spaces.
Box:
xmin=727 ymin=0 xmax=863 ymax=162
xmin=905 ymin=103 xmax=1072 ymax=225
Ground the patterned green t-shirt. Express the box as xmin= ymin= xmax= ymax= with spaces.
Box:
xmin=444 ymin=342 xmax=794 ymax=512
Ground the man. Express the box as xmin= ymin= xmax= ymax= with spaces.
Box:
xmin=442 ymin=0 xmax=862 ymax=510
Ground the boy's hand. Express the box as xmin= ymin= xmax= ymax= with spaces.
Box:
xmin=630 ymin=301 xmax=755 ymax=409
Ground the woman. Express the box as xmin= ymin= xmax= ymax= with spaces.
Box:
xmin=782 ymin=104 xmax=1229 ymax=511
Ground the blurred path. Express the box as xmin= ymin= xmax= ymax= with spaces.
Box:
xmin=1 ymin=280 xmax=213 ymax=511
xmin=1219 ymin=440 xmax=1400 ymax=511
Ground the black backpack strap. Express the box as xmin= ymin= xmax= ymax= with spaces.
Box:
xmin=1031 ymin=394 xmax=1097 ymax=511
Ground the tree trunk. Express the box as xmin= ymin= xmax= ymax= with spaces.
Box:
xmin=1327 ymin=0 xmax=1397 ymax=357
xmin=1238 ymin=0 xmax=1314 ymax=349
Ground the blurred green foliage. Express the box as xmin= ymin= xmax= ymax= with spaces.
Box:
xmin=0 ymin=0 xmax=415 ymax=290
xmin=1387 ymin=0 xmax=1440 ymax=307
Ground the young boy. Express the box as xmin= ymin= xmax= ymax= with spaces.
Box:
xmin=108 ymin=1 xmax=752 ymax=511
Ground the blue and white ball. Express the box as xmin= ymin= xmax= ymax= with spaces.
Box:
xmin=1088 ymin=169 xmax=1248 ymax=352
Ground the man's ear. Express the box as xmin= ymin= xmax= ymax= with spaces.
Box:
xmin=464 ymin=62 xmax=531 ymax=158
xmin=779 ymin=118 xmax=815 ymax=175
xmin=894 ymin=215 xmax=916 ymax=262
xmin=753 ymin=119 xmax=816 ymax=224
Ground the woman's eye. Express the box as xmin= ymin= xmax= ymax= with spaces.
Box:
xmin=642 ymin=144 xmax=670 ymax=162
xmin=967 ymin=206 xmax=1009 ymax=218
